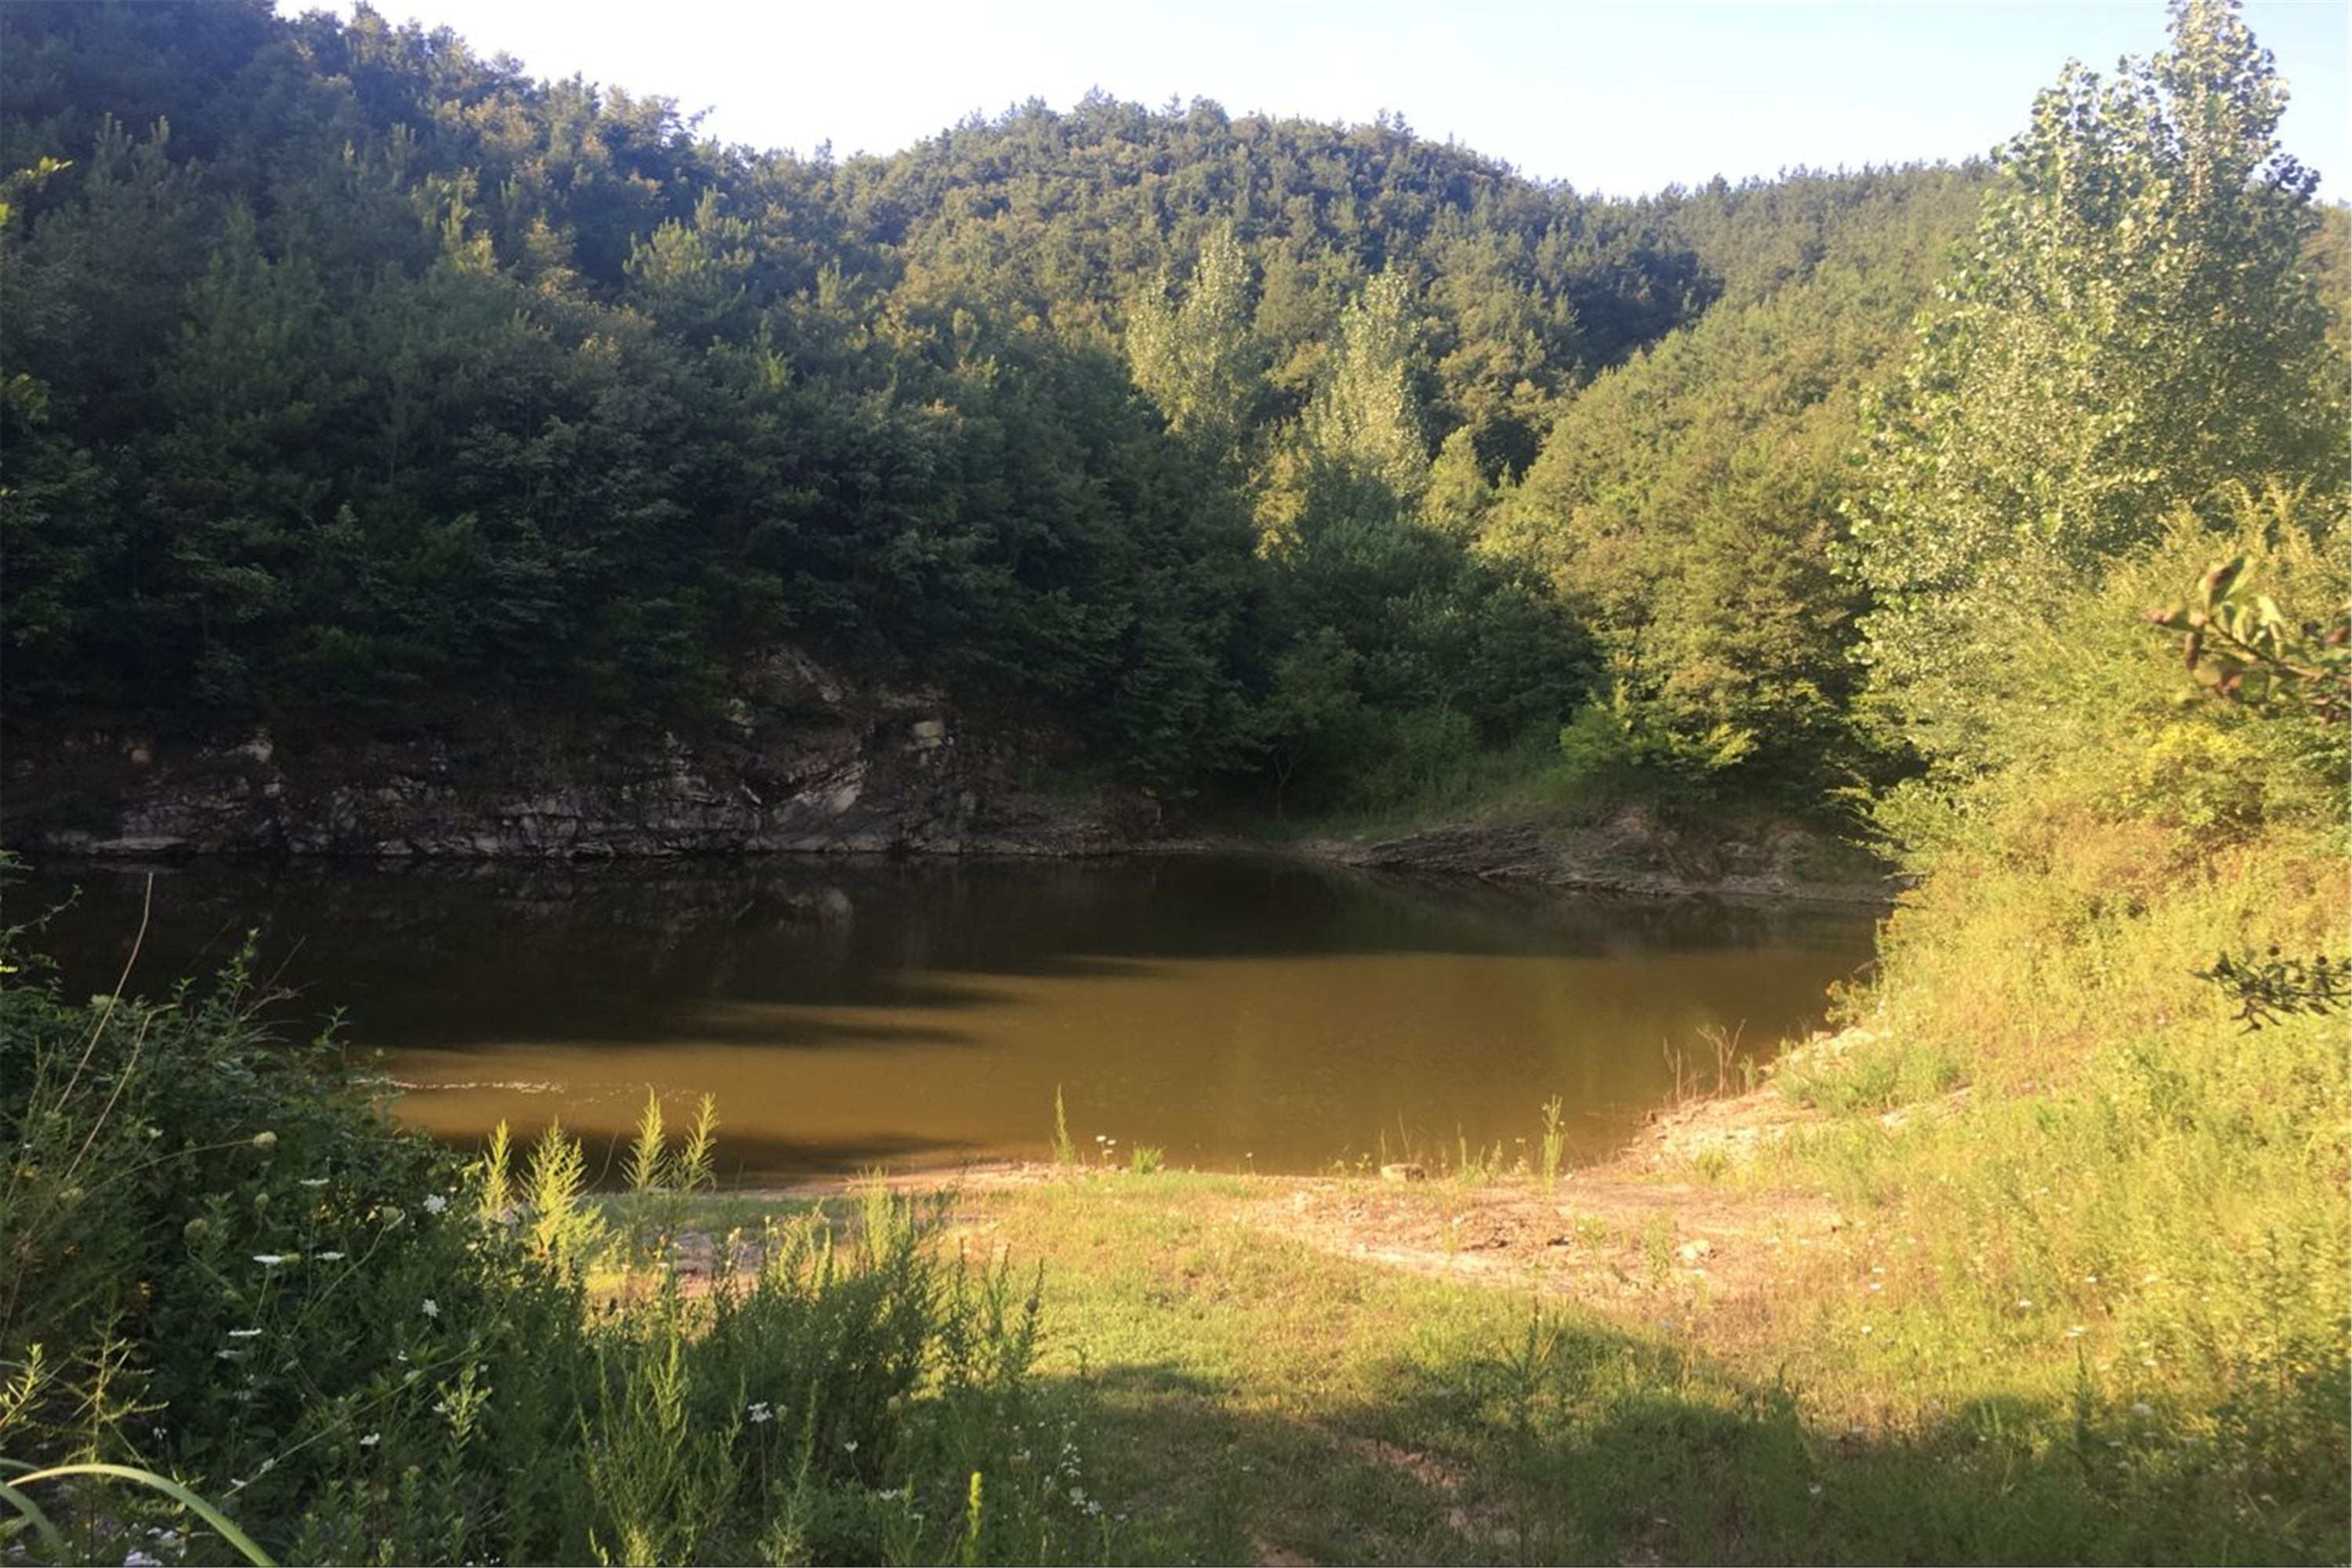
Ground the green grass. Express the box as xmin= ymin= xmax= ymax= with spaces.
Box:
xmin=858 ymin=1158 xmax=2339 ymax=1565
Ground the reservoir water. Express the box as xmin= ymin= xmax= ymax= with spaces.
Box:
xmin=14 ymin=855 xmax=1875 ymax=1180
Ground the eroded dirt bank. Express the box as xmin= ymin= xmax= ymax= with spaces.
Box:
xmin=1292 ymin=807 xmax=1898 ymax=906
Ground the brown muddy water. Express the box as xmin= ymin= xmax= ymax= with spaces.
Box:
xmin=13 ymin=856 xmax=1876 ymax=1181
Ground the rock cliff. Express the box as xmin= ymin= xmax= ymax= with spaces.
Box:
xmin=4 ymin=655 xmax=1148 ymax=858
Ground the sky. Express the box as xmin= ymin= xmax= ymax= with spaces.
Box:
xmin=320 ymin=2 xmax=2352 ymax=198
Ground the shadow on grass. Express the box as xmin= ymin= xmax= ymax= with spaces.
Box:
xmin=1049 ymin=1324 xmax=2345 ymax=1566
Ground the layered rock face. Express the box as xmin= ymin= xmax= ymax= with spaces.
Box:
xmin=4 ymin=655 xmax=1147 ymax=859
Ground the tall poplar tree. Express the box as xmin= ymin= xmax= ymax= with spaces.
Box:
xmin=1847 ymin=0 xmax=2343 ymax=749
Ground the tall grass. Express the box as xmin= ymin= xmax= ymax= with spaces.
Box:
xmin=0 ymin=899 xmax=1129 ymax=1566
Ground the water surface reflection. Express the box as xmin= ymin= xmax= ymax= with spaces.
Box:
xmin=18 ymin=856 xmax=1877 ymax=1178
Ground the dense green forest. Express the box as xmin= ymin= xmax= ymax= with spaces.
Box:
xmin=0 ymin=0 xmax=2032 ymax=811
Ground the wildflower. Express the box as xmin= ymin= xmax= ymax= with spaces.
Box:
xmin=1807 ymin=1483 xmax=1824 ymax=1498
xmin=253 ymin=1254 xmax=289 ymax=1268
xmin=299 ymin=1177 xmax=330 ymax=1188
xmin=314 ymin=1250 xmax=346 ymax=1261
xmin=2130 ymin=1402 xmax=2154 ymax=1417
xmin=359 ymin=1433 xmax=381 ymax=1447
xmin=2066 ymin=1325 xmax=2087 ymax=1338
xmin=227 ymin=1327 xmax=263 ymax=1339
xmin=251 ymin=1131 xmax=278 ymax=1150
xmin=844 ymin=1439 xmax=858 ymax=1454
xmin=423 ymin=1193 xmax=450 ymax=1215
xmin=1069 ymin=1486 xmax=1087 ymax=1505
xmin=124 ymin=1551 xmax=165 ymax=1566
xmin=2015 ymin=1298 xmax=2032 ymax=1309
xmin=747 ymin=1403 xmax=773 ymax=1425
xmin=215 ymin=1349 xmax=243 ymax=1361
xmin=420 ymin=1298 xmax=441 ymax=1319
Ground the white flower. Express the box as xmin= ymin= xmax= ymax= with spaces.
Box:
xmin=843 ymin=1439 xmax=858 ymax=1454
xmin=299 ymin=1177 xmax=330 ymax=1189
xmin=124 ymin=1551 xmax=165 ymax=1566
xmin=420 ymin=1298 xmax=441 ymax=1319
xmin=359 ymin=1432 xmax=381 ymax=1447
xmin=253 ymin=1254 xmax=290 ymax=1267
xmin=747 ymin=1403 xmax=773 ymax=1424
xmin=227 ymin=1327 xmax=263 ymax=1338
xmin=423 ymin=1193 xmax=450 ymax=1215
xmin=2130 ymin=1401 xmax=2154 ymax=1417
xmin=314 ymin=1250 xmax=346 ymax=1261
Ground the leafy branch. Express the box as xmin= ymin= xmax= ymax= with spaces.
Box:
xmin=2147 ymin=555 xmax=2351 ymax=723
xmin=2194 ymin=949 xmax=2352 ymax=1032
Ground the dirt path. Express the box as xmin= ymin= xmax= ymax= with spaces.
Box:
xmin=706 ymin=1050 xmax=1863 ymax=1319
xmin=1238 ymin=1170 xmax=1838 ymax=1309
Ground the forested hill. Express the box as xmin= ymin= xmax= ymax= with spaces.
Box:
xmin=5 ymin=0 xmax=2001 ymax=808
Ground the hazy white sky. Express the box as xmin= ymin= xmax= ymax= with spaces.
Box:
xmin=320 ymin=2 xmax=2351 ymax=197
